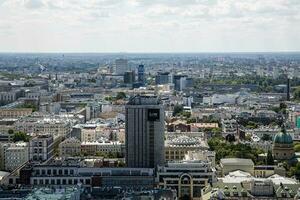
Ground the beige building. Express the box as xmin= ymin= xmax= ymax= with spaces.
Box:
xmin=254 ymin=165 xmax=286 ymax=178
xmin=59 ymin=137 xmax=81 ymax=157
xmin=14 ymin=115 xmax=72 ymax=138
xmin=81 ymin=141 xmax=124 ymax=156
xmin=80 ymin=125 xmax=96 ymax=142
xmin=220 ymin=158 xmax=254 ymax=176
xmin=165 ymin=135 xmax=209 ymax=161
xmin=0 ymin=108 xmax=32 ymax=119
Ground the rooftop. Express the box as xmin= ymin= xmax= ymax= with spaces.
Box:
xmin=220 ymin=158 xmax=254 ymax=166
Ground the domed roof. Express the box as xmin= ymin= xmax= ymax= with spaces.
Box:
xmin=273 ymin=125 xmax=293 ymax=144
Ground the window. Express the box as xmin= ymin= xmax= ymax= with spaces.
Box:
xmin=57 ymin=179 xmax=61 ymax=185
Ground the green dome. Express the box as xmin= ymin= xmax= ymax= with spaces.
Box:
xmin=274 ymin=132 xmax=293 ymax=144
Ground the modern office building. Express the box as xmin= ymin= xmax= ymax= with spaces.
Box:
xmin=173 ymin=75 xmax=187 ymax=91
xmin=137 ymin=64 xmax=145 ymax=86
xmin=155 ymin=72 xmax=170 ymax=85
xmin=115 ymin=59 xmax=129 ymax=75
xmin=125 ymin=95 xmax=165 ymax=168
xmin=123 ymin=71 xmax=135 ymax=84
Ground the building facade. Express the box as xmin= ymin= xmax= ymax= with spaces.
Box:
xmin=59 ymin=137 xmax=81 ymax=158
xmin=125 ymin=95 xmax=165 ymax=168
xmin=5 ymin=142 xmax=29 ymax=171
xmin=29 ymin=135 xmax=55 ymax=162
xmin=156 ymin=160 xmax=216 ymax=200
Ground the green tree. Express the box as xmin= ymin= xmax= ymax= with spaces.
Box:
xmin=13 ymin=131 xmax=30 ymax=142
xmin=8 ymin=129 xmax=14 ymax=135
xmin=294 ymin=143 xmax=300 ymax=152
xmin=293 ymin=87 xmax=300 ymax=101
xmin=173 ymin=104 xmax=183 ymax=116
xmin=261 ymin=134 xmax=272 ymax=141
xmin=266 ymin=150 xmax=274 ymax=165
xmin=116 ymin=92 xmax=126 ymax=100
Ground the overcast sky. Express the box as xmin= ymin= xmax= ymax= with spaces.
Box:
xmin=0 ymin=0 xmax=299 ymax=52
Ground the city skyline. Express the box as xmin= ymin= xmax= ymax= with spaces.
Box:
xmin=0 ymin=0 xmax=300 ymax=52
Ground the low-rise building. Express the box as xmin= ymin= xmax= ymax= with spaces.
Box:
xmin=29 ymin=134 xmax=55 ymax=162
xmin=156 ymin=158 xmax=216 ymax=199
xmin=5 ymin=142 xmax=28 ymax=172
xmin=0 ymin=108 xmax=32 ymax=119
xmin=220 ymin=158 xmax=254 ymax=176
xmin=59 ymin=137 xmax=81 ymax=158
xmin=165 ymin=135 xmax=209 ymax=161
xmin=81 ymin=141 xmax=124 ymax=156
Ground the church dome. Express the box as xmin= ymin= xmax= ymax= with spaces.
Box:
xmin=273 ymin=130 xmax=293 ymax=144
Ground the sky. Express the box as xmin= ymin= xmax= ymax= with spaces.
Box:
xmin=0 ymin=0 xmax=299 ymax=53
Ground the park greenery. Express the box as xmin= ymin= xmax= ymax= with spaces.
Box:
xmin=208 ymin=137 xmax=264 ymax=164
xmin=293 ymin=86 xmax=300 ymax=101
xmin=8 ymin=130 xmax=31 ymax=142
xmin=16 ymin=103 xmax=38 ymax=112
xmin=104 ymin=92 xmax=127 ymax=102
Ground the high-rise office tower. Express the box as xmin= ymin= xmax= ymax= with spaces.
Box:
xmin=137 ymin=64 xmax=145 ymax=86
xmin=287 ymin=77 xmax=290 ymax=101
xmin=125 ymin=95 xmax=165 ymax=168
xmin=124 ymin=71 xmax=135 ymax=84
xmin=115 ymin=59 xmax=129 ymax=75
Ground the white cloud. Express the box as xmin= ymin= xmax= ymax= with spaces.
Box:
xmin=0 ymin=0 xmax=299 ymax=52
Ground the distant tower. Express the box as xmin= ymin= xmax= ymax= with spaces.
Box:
xmin=138 ymin=64 xmax=145 ymax=86
xmin=115 ymin=59 xmax=129 ymax=75
xmin=287 ymin=76 xmax=290 ymax=101
xmin=125 ymin=95 xmax=165 ymax=168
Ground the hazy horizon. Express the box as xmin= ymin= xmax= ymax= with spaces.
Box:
xmin=1 ymin=0 xmax=300 ymax=52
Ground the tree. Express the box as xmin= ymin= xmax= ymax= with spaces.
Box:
xmin=261 ymin=134 xmax=272 ymax=141
xmin=182 ymin=111 xmax=191 ymax=119
xmin=294 ymin=143 xmax=300 ymax=152
xmin=116 ymin=92 xmax=126 ymax=100
xmin=8 ymin=129 xmax=14 ymax=135
xmin=173 ymin=104 xmax=183 ymax=116
xmin=293 ymin=86 xmax=300 ymax=101
xmin=13 ymin=131 xmax=30 ymax=142
xmin=266 ymin=150 xmax=274 ymax=165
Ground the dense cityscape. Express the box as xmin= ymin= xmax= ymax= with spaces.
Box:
xmin=0 ymin=53 xmax=300 ymax=199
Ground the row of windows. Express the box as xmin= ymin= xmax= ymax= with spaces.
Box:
xmin=34 ymin=168 xmax=75 ymax=176
xmin=32 ymin=178 xmax=90 ymax=185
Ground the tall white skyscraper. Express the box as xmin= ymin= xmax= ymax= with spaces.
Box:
xmin=125 ymin=95 xmax=165 ymax=168
xmin=115 ymin=58 xmax=129 ymax=75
